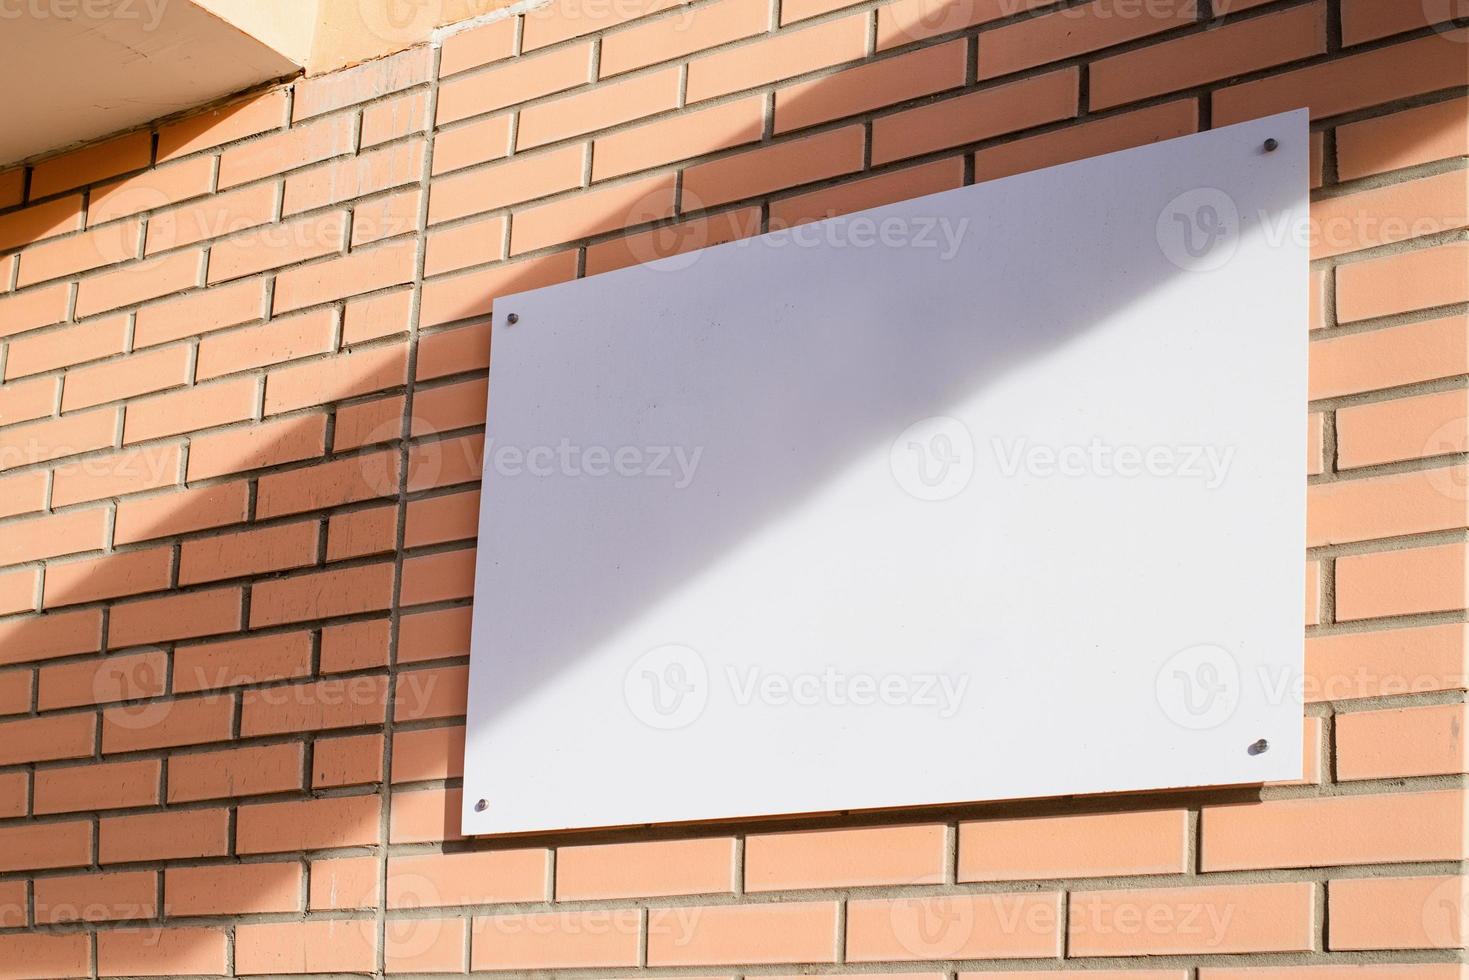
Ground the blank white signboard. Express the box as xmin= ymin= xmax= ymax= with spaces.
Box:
xmin=462 ymin=110 xmax=1309 ymax=836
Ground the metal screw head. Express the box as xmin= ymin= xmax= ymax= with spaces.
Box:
xmin=1247 ymin=738 xmax=1270 ymax=755
xmin=505 ymin=313 xmax=520 ymax=325
xmin=1262 ymin=138 xmax=1279 ymax=153
xmin=474 ymin=799 xmax=489 ymax=812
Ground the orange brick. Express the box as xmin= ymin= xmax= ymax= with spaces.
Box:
xmin=195 ymin=307 xmax=337 ymax=380
xmin=249 ymin=562 xmax=396 ymax=627
xmin=0 ymin=934 xmax=90 ymax=978
xmin=132 ymin=277 xmax=266 ymax=348
xmin=520 ymin=68 xmax=681 ymax=150
xmin=511 ymin=172 xmax=675 ymax=254
xmin=107 ymin=587 xmax=243 ymax=648
xmin=980 ymin=0 xmax=1195 ymax=79
xmin=1311 ymin=170 xmax=1468 ymax=260
xmin=145 ymin=182 xmax=278 ymax=254
xmin=5 ymin=316 xmax=128 ymax=380
xmin=158 ymin=90 xmax=288 ymax=160
xmin=958 ymin=809 xmax=1187 ymax=881
xmin=264 ymin=344 xmax=408 ymax=414
xmin=399 ymin=606 xmax=473 ymax=663
xmin=876 ymin=0 xmax=1053 ymax=48
xmin=1310 ymin=315 xmax=1469 ymax=399
xmin=0 ymin=711 xmax=95 ymax=765
xmin=114 ymin=481 xmax=249 ymax=545
xmin=429 ymin=144 xmax=584 ymax=225
xmin=309 ymin=855 xmax=382 ymax=909
xmin=1068 ymin=882 xmax=1315 ymax=955
xmin=61 ymin=344 xmax=192 ymax=412
xmin=34 ymin=870 xmax=156 ymax=924
xmin=327 ymin=504 xmax=398 ymax=560
xmin=432 ymin=113 xmax=512 ymax=177
xmin=101 ymin=693 xmax=234 ymax=753
xmin=1329 ymin=875 xmax=1465 ymax=949
xmin=439 ymin=16 xmax=517 ymax=76
xmin=0 ymin=608 xmax=103 ymax=665
xmin=0 ymin=506 xmax=111 ymax=569
xmin=351 ymin=187 xmax=423 ymax=248
xmin=17 ymin=218 xmax=140 ymax=287
xmin=594 ymin=96 xmax=763 ymax=182
xmin=240 ymin=674 xmax=388 ymax=736
xmin=0 ymin=770 xmax=26 ymax=818
xmin=1337 ymin=542 xmax=1468 ymax=620
xmin=294 ymin=47 xmax=433 ymax=121
xmin=1091 ymin=3 xmax=1326 ymax=110
xmin=218 ymin=112 xmax=357 ymax=188
xmin=38 ymin=649 xmax=167 ymax=710
xmin=405 ymin=491 xmax=480 ymax=548
xmin=425 ymin=214 xmax=506 ymax=277
xmin=1338 ymin=390 xmax=1468 ymax=469
xmin=583 ymin=206 xmax=761 ymax=274
xmin=1342 ymin=0 xmax=1465 ymax=43
xmin=207 ymin=211 xmax=348 ymax=284
xmin=0 ymin=282 xmax=70 ymax=338
xmin=393 ymin=664 xmax=467 ymax=723
xmin=388 ymin=849 xmax=548 ymax=906
xmin=522 ymin=0 xmax=682 ymax=48
xmin=99 ymin=808 xmax=229 ymax=863
xmin=1308 ymin=469 xmax=1469 ymax=546
xmin=41 ymin=548 xmax=172 ymax=609
xmin=388 ymin=917 xmax=468 ymax=973
xmin=315 ymin=732 xmax=384 ymax=786
xmin=602 ymin=0 xmax=769 ymax=77
xmin=1203 ymin=967 xmax=1466 ymax=980
xmin=179 ymin=521 xmax=319 ymax=585
xmin=0 ymin=376 xmax=58 ymax=428
xmin=344 ymin=288 xmax=414 ymax=344
xmin=283 ymin=138 xmax=425 ymax=215
xmin=272 ymin=238 xmax=417 ymax=313
xmin=186 ymin=413 xmax=327 ymax=481
xmin=1338 ymin=97 xmax=1469 ymax=180
xmin=255 ymin=449 xmax=401 ymax=518
xmin=331 ymin=593 xmax=393 ymax=663
xmin=1337 ymin=703 xmax=1469 ymax=780
xmin=436 ymin=42 xmax=592 ymax=126
xmin=556 ymin=838 xmax=733 ymax=900
xmin=1213 ymin=30 xmax=1468 ymax=125
xmin=873 ymin=68 xmax=1079 ymax=165
xmin=31 ymin=131 xmax=151 ymax=198
xmin=0 ymin=820 xmax=91 ymax=872
xmin=0 ymin=167 xmax=21 ymax=209
xmin=167 ymin=742 xmax=305 ymax=802
xmin=390 ymin=786 xmax=463 ymax=844
xmin=363 ymin=87 xmax=432 ymax=148
xmin=0 ymin=197 xmax=83 ymax=254
xmin=748 ymin=825 xmax=942 ymax=891
xmin=777 ymin=41 xmax=966 ymax=135
xmin=75 ymin=249 xmax=202 ymax=317
xmin=237 ymin=794 xmax=381 ymax=853
xmin=236 ymin=920 xmax=378 ymax=975
xmin=49 ymin=443 xmax=181 ymax=508
xmin=420 ymin=250 xmax=578 ymax=326
xmin=472 ymin=908 xmax=642 ymax=969
xmin=122 ymin=377 xmax=259 ymax=444
xmin=390 ymin=724 xmax=465 ymax=782
xmin=685 ymin=126 xmax=865 ymax=209
xmin=687 ymin=15 xmax=867 ymax=103
xmin=847 ymin=892 xmax=1059 ymax=960
xmin=165 ymin=862 xmax=303 ymax=915
xmin=1202 ymin=790 xmax=1467 ymax=870
xmin=171 ymin=629 xmax=305 ymax=693
xmin=975 ymin=99 xmax=1198 ymax=181
xmin=1306 ymin=624 xmax=1468 ymax=702
xmin=1338 ymin=242 xmax=1469 ymax=323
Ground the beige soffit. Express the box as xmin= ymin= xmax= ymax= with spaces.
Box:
xmin=0 ymin=0 xmax=305 ymax=167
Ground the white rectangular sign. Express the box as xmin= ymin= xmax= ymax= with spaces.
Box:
xmin=461 ymin=111 xmax=1309 ymax=836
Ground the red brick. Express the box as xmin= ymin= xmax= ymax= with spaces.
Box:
xmin=237 ymin=794 xmax=382 ymax=853
xmin=240 ymin=674 xmax=389 ymax=735
xmin=97 ymin=926 xmax=228 ymax=977
xmin=321 ymin=617 xmax=390 ymax=673
xmin=1338 ymin=97 xmax=1469 ymax=180
xmin=1068 ymin=882 xmax=1315 ymax=955
xmin=249 ymin=562 xmax=396 ymax=627
xmin=846 ymin=893 xmax=1059 ymax=960
xmin=0 ymin=608 xmax=104 ymax=665
xmin=686 ymin=15 xmax=867 ymax=103
xmin=314 ymin=732 xmax=384 ymax=786
xmin=428 ymin=145 xmax=585 ymax=225
xmin=165 ymin=862 xmax=304 ymax=915
xmin=99 ymin=808 xmax=229 ymax=863
xmin=388 ymin=849 xmax=548 ymax=906
xmin=1337 ymin=542 xmax=1468 ymax=621
xmin=0 ymin=820 xmax=92 ymax=872
xmin=101 ymin=693 xmax=235 ymax=753
xmin=186 ymin=413 xmax=327 ymax=481
xmin=158 ymin=90 xmax=288 ymax=160
xmin=41 ymin=548 xmax=172 ymax=608
xmin=472 ymin=907 xmax=642 ymax=969
xmin=1329 ymin=875 xmax=1466 ymax=949
xmin=436 ymin=42 xmax=593 ymax=126
xmin=37 ymin=649 xmax=166 ymax=710
xmin=959 ymin=809 xmax=1188 ymax=881
xmin=0 ymin=934 xmax=90 ymax=979
xmin=559 ymin=838 xmax=734 ymax=899
xmin=1336 ymin=703 xmax=1469 ymax=780
xmin=34 ymin=870 xmax=156 ymax=924
xmin=235 ymin=920 xmax=378 ymax=975
xmin=293 ymin=47 xmax=433 ymax=121
xmin=31 ymin=131 xmax=151 ymax=198
xmin=167 ymin=742 xmax=305 ymax=802
xmin=980 ymin=0 xmax=1195 ymax=79
xmin=685 ymin=126 xmax=865 ymax=209
xmin=107 ymin=588 xmax=243 ymax=648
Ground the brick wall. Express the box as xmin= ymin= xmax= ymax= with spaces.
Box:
xmin=0 ymin=0 xmax=1465 ymax=975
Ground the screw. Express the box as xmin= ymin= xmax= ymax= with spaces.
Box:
xmin=1248 ymin=738 xmax=1270 ymax=755
xmin=505 ymin=313 xmax=520 ymax=325
xmin=474 ymin=799 xmax=488 ymax=812
xmin=1262 ymin=138 xmax=1279 ymax=153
